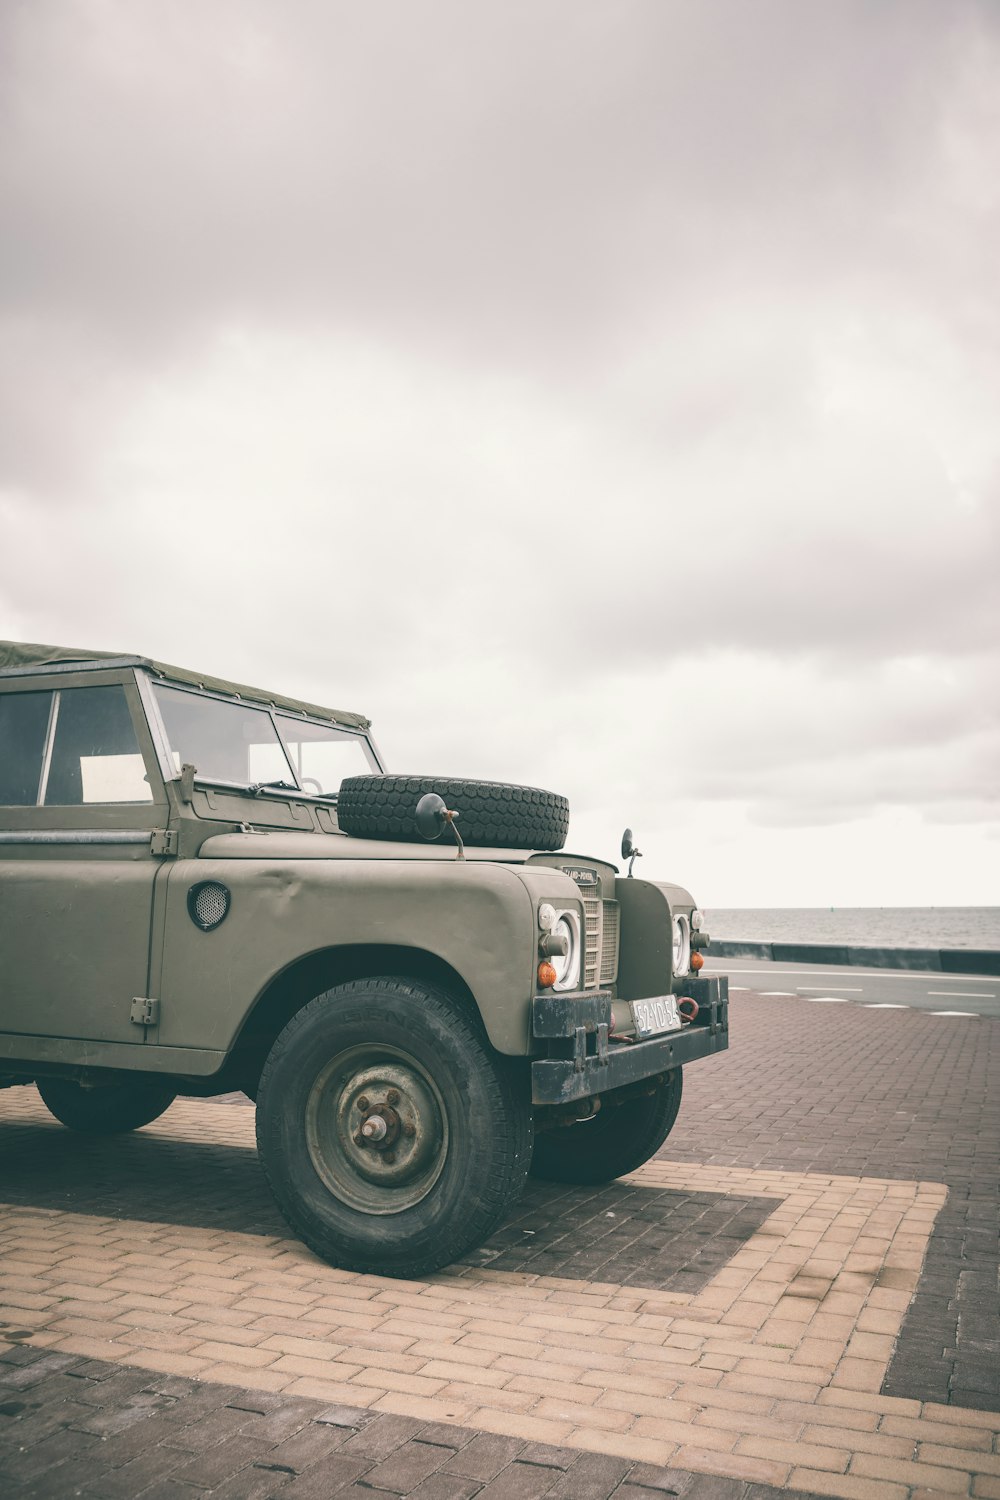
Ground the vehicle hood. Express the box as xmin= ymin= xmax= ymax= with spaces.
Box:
xmin=197 ymin=830 xmax=538 ymax=862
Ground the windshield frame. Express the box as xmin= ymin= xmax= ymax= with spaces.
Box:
xmin=136 ymin=670 xmax=384 ymax=800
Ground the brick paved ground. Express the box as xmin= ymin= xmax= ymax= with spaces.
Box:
xmin=1 ymin=1346 xmax=832 ymax=1500
xmin=669 ymin=991 xmax=1000 ymax=1411
xmin=469 ymin=1184 xmax=777 ymax=1292
xmin=1 ymin=991 xmax=998 ymax=1499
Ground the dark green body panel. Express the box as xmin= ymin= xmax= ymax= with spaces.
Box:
xmin=155 ymin=855 xmax=562 ymax=1057
xmin=1 ymin=857 xmax=157 ymax=1044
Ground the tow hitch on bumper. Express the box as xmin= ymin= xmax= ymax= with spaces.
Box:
xmin=530 ymin=974 xmax=729 ymax=1106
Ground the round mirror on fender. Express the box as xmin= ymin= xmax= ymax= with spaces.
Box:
xmin=621 ymin=827 xmax=643 ymax=877
xmin=415 ymin=792 xmax=448 ymax=842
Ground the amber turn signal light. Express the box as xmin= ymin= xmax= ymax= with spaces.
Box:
xmin=537 ymin=961 xmax=558 ymax=988
xmin=690 ymin=950 xmax=705 ymax=971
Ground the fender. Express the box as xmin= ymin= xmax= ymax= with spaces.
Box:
xmin=155 ymin=856 xmax=580 ymax=1058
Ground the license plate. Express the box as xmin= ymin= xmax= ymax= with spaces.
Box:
xmin=629 ymin=995 xmax=682 ymax=1038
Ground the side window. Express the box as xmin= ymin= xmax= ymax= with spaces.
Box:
xmin=44 ymin=686 xmax=153 ymax=805
xmin=0 ymin=691 xmax=53 ymax=805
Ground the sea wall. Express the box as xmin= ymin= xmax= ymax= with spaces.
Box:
xmin=709 ymin=940 xmax=1000 ymax=976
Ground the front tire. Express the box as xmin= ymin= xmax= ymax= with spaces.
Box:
xmin=255 ymin=978 xmax=533 ymax=1277
xmin=36 ymin=1077 xmax=176 ymax=1134
xmin=530 ymin=1070 xmax=683 ymax=1185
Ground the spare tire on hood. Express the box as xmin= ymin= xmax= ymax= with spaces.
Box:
xmin=337 ymin=774 xmax=569 ymax=851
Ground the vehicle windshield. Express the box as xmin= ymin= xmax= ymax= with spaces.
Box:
xmin=152 ymin=683 xmax=378 ymax=796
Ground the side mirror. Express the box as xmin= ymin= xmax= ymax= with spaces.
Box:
xmin=416 ymin=792 xmax=449 ymax=841
xmin=621 ymin=826 xmax=642 ymax=877
xmin=416 ymin=792 xmax=466 ymax=859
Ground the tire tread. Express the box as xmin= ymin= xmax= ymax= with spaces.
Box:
xmin=255 ymin=977 xmax=532 ymax=1276
xmin=337 ymin=775 xmax=569 ymax=851
xmin=530 ymin=1070 xmax=683 ymax=1185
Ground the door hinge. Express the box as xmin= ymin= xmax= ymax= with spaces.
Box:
xmin=150 ymin=828 xmax=178 ymax=856
xmin=130 ymin=996 xmax=160 ymax=1027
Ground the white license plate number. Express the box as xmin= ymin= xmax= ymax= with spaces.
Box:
xmin=629 ymin=995 xmax=682 ymax=1038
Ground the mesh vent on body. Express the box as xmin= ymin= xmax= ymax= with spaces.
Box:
xmin=188 ymin=881 xmax=230 ymax=930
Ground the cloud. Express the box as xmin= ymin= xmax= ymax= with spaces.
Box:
xmin=1 ymin=0 xmax=998 ymax=904
xmin=3 ymin=1 xmax=997 ymax=356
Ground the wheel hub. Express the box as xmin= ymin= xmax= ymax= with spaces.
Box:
xmin=305 ymin=1050 xmax=448 ymax=1214
xmin=359 ymin=1108 xmax=394 ymax=1145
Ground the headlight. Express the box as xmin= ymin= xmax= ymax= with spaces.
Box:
xmin=691 ymin=908 xmax=703 ymax=931
xmin=550 ymin=911 xmax=582 ymax=991
xmin=672 ymin=914 xmax=691 ymax=976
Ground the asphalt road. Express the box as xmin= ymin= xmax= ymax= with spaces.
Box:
xmin=711 ymin=955 xmax=1000 ymax=1018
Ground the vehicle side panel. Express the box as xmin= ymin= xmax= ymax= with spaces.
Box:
xmin=155 ymin=857 xmax=542 ymax=1056
xmin=0 ymin=667 xmax=169 ymax=1050
xmin=0 ymin=856 xmax=158 ymax=1044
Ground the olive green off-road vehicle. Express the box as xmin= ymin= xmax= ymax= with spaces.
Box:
xmin=0 ymin=642 xmax=728 ymax=1276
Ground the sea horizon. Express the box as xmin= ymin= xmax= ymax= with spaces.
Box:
xmin=702 ymin=905 xmax=1000 ymax=950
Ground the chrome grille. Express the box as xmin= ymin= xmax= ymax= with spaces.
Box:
xmin=601 ymin=900 xmax=620 ymax=983
xmin=582 ymin=896 xmax=601 ymax=988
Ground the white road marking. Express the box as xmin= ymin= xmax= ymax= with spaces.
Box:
xmin=798 ymin=986 xmax=862 ymax=992
xmin=926 ymin=991 xmax=995 ymax=999
xmin=864 ymin=1003 xmax=910 ymax=1009
xmin=805 ymin=996 xmax=850 ymax=1003
xmin=719 ymin=967 xmax=994 ymax=984
xmin=760 ymin=991 xmax=796 ymax=996
xmin=930 ymin=1010 xmax=978 ymax=1017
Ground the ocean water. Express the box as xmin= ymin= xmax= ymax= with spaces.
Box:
xmin=702 ymin=906 xmax=1000 ymax=950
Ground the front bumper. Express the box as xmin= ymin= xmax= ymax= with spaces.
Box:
xmin=530 ymin=974 xmax=729 ymax=1106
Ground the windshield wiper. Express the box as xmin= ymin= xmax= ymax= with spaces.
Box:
xmin=247 ymin=779 xmax=299 ymax=796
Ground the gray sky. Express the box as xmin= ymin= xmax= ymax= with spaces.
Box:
xmin=2 ymin=0 xmax=998 ymax=905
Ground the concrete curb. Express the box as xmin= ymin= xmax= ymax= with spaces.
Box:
xmin=709 ymin=939 xmax=1000 ymax=976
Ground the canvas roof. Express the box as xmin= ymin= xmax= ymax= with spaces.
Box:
xmin=0 ymin=641 xmax=370 ymax=730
